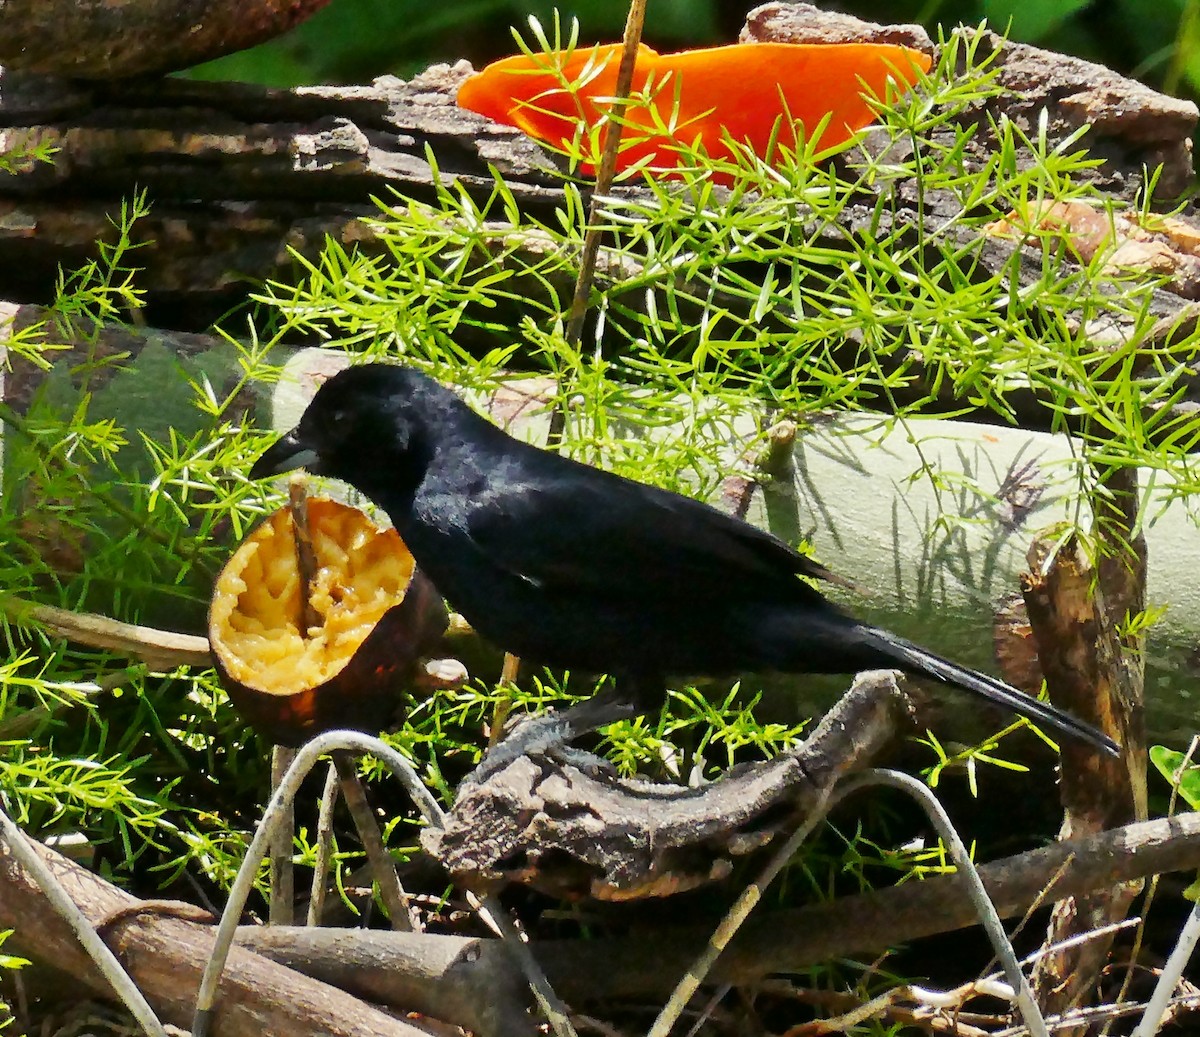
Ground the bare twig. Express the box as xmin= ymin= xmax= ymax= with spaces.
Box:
xmin=0 ymin=593 xmax=211 ymax=669
xmin=646 ymin=775 xmax=840 ymax=1037
xmin=269 ymin=746 xmax=297 ymax=926
xmin=489 ymin=652 xmax=523 ymax=751
xmin=288 ymin=474 xmax=322 ymax=633
xmin=331 ymin=751 xmax=416 ymax=932
xmin=562 ymin=0 xmax=647 ymax=347
xmin=269 ymin=812 xmax=1200 ymax=1009
xmin=306 ymin=762 xmax=341 ymax=927
xmin=548 ymin=0 xmax=648 ymax=446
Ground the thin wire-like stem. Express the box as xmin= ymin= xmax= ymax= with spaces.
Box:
xmin=193 ymin=731 xmax=444 ymax=1037
xmin=0 ymin=800 xmax=168 ymax=1037
xmin=648 ymin=767 xmax=1051 ymax=1037
xmin=191 ymin=730 xmax=575 ymax=1037
xmin=646 ymin=779 xmax=840 ymax=1037
xmin=1130 ymin=899 xmax=1200 ymax=1037
xmin=842 ymin=770 xmax=1050 ymax=1037
xmin=1116 ymin=735 xmax=1200 ymax=1037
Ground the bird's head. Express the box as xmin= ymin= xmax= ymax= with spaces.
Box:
xmin=249 ymin=363 xmax=441 ymax=491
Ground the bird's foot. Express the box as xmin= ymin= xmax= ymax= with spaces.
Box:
xmin=466 ymin=711 xmax=575 ymax=786
xmin=546 ymin=744 xmax=618 ymax=778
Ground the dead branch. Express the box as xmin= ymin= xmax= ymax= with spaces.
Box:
xmin=245 ymin=811 xmax=1200 ymax=1006
xmin=424 ymin=671 xmax=912 ymax=898
xmin=0 ymin=592 xmax=212 ymax=669
xmin=235 ymin=926 xmax=534 ymax=1037
xmin=1022 ymin=471 xmax=1149 ymax=1020
xmin=0 ymin=833 xmax=437 ymax=1037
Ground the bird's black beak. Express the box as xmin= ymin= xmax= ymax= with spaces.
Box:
xmin=249 ymin=428 xmax=323 ymax=480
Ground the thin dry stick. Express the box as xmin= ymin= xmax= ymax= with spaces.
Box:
xmin=288 ymin=473 xmax=321 ymax=633
xmin=488 ymin=651 xmax=523 ymax=750
xmin=1131 ymin=897 xmax=1200 ymax=1037
xmin=306 ymin=762 xmax=341 ymax=927
xmin=646 ymin=778 xmax=840 ymax=1037
xmin=268 ymin=745 xmax=297 ymax=925
xmin=266 ymin=475 xmax=323 ymax=926
xmin=547 ymin=0 xmax=648 ymax=446
xmin=468 ymin=889 xmax=579 ymax=1037
xmin=495 ymin=0 xmax=648 ymax=749
xmin=0 ymin=593 xmax=211 ymax=669
xmin=331 ymin=750 xmax=416 ymax=932
xmin=562 ymin=0 xmax=646 ymax=345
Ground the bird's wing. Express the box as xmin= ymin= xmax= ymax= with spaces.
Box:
xmin=462 ymin=459 xmax=842 ymax=602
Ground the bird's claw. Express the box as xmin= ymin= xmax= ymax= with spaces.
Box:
xmin=465 ymin=711 xmax=575 ymax=786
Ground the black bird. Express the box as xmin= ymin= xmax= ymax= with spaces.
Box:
xmin=250 ymin=363 xmax=1119 ymax=772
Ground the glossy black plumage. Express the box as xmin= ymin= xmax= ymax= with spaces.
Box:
xmin=250 ymin=363 xmax=1119 ymax=765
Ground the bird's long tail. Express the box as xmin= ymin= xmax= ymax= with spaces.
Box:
xmin=859 ymin=625 xmax=1120 ymax=757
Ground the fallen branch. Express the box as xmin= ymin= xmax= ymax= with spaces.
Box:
xmin=0 ymin=592 xmax=211 ymax=669
xmin=244 ymin=811 xmax=1200 ymax=1006
xmin=0 ymin=833 xmax=433 ymax=1037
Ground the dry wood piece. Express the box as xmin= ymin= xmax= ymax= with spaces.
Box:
xmin=745 ymin=4 xmax=1197 ymax=196
xmin=1022 ymin=468 xmax=1149 ymax=1025
xmin=1 ymin=7 xmax=1198 ymax=344
xmin=244 ymin=811 xmax=1200 ymax=1007
xmin=0 ymin=0 xmax=335 ymax=78
xmin=0 ymin=834 xmax=432 ymax=1037
xmin=423 ymin=670 xmax=913 ymax=899
xmin=0 ymin=593 xmax=212 ymax=670
xmin=238 ymin=925 xmax=535 ymax=1037
xmin=0 ymin=68 xmax=561 ymax=318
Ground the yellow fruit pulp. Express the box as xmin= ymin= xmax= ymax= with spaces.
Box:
xmin=211 ymin=500 xmax=414 ymax=694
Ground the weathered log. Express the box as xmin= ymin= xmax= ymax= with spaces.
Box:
xmin=0 ymin=64 xmax=561 ymax=321
xmin=0 ymin=10 xmax=1197 ymax=348
xmin=0 ymin=0 xmax=334 ymax=79
xmin=235 ymin=926 xmax=534 ymax=1037
xmin=0 ymin=833 xmax=435 ymax=1037
xmin=423 ymin=671 xmax=911 ymax=898
xmin=243 ymin=811 xmax=1200 ymax=1004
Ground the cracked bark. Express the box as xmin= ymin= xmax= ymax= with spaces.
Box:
xmin=1022 ymin=466 xmax=1149 ymax=1026
xmin=423 ymin=671 xmax=911 ymax=899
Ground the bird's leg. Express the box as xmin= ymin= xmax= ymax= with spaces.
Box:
xmin=466 ymin=674 xmax=661 ymax=785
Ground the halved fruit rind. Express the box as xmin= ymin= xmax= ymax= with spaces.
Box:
xmin=210 ymin=497 xmax=448 ymax=745
xmin=211 ymin=498 xmax=415 ymax=694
